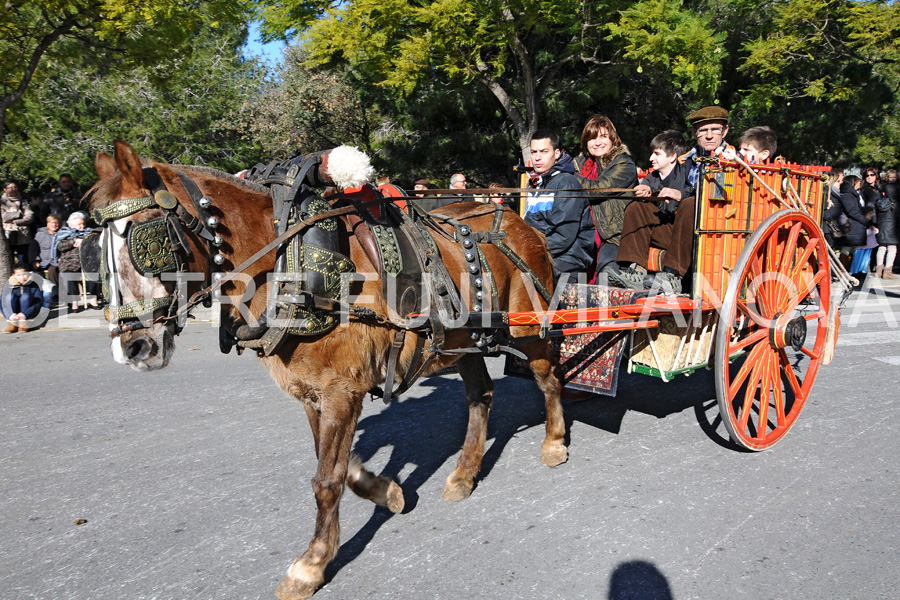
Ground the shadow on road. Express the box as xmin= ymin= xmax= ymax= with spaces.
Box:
xmin=323 ymin=362 xmax=745 ymax=583
xmin=608 ymin=560 xmax=673 ymax=600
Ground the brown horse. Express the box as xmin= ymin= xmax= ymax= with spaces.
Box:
xmin=87 ymin=140 xmax=566 ymax=600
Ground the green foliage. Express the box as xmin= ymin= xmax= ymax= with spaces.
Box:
xmin=0 ymin=29 xmax=267 ymax=185
xmin=607 ymin=0 xmax=726 ymax=102
xmin=243 ymin=46 xmax=385 ymax=157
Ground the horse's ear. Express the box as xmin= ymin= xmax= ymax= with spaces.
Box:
xmin=113 ymin=139 xmax=144 ymax=192
xmin=95 ymin=152 xmax=115 ymax=180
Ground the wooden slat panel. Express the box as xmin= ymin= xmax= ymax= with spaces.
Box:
xmin=693 ymin=161 xmax=828 ymax=306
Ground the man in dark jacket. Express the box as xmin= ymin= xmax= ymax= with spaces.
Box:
xmin=612 ymin=130 xmax=695 ymax=294
xmin=39 ymin=174 xmax=81 ymax=226
xmin=523 ymin=129 xmax=594 ymax=277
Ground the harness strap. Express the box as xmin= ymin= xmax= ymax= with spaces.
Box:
xmin=372 ymin=330 xmax=432 ymax=404
xmin=381 ymin=330 xmax=407 ymax=404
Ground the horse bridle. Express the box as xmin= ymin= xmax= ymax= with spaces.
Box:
xmin=90 ymin=167 xmax=222 ymax=336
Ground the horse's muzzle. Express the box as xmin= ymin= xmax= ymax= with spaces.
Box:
xmin=113 ymin=323 xmax=175 ymax=371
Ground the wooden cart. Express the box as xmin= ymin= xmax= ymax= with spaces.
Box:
xmin=506 ymin=157 xmax=851 ymax=451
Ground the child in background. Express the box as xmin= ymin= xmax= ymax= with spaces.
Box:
xmin=737 ymin=126 xmax=777 ymax=164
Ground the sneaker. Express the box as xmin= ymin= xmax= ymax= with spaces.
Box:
xmin=650 ymin=271 xmax=682 ymax=295
xmin=608 ymin=263 xmax=647 ymax=290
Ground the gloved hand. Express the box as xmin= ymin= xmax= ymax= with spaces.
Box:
xmin=657 ymin=198 xmax=680 ymax=214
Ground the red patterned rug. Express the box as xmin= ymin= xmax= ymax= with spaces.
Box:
xmin=504 ymin=284 xmax=637 ymax=396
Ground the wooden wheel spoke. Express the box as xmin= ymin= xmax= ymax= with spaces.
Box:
xmin=779 ymin=222 xmax=802 ymax=276
xmin=787 ymin=239 xmax=818 ymax=286
xmin=748 ymin=254 xmax=771 ymax=315
xmin=736 ymin=300 xmax=771 ymax=329
xmin=727 ymin=328 xmax=767 ymax=355
xmin=728 ymin=342 xmax=766 ymax=400
xmin=800 ymin=345 xmax=820 ymax=360
xmin=778 ymin=348 xmax=804 ymax=400
xmin=739 ymin=358 xmax=764 ymax=431
xmin=784 ymin=269 xmax=826 ymax=315
xmin=771 ymin=352 xmax=785 ymax=428
xmin=756 ymin=350 xmax=773 ymax=438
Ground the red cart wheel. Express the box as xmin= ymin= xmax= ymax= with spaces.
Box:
xmin=714 ymin=210 xmax=830 ymax=450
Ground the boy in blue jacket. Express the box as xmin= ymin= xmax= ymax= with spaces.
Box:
xmin=523 ymin=129 xmax=595 ymax=278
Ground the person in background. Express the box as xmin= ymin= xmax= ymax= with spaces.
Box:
xmin=2 ymin=263 xmax=43 ymax=333
xmin=861 ymin=167 xmax=883 ymax=210
xmin=487 ymin=182 xmax=505 ymax=205
xmin=884 ymin=169 xmax=900 ymax=276
xmin=821 ymin=170 xmax=845 ymax=249
xmin=572 ymin=114 xmax=639 ymax=276
xmin=449 ymin=173 xmax=467 ymax=190
xmin=737 ymin=126 xmax=777 ymax=163
xmin=874 ymin=178 xmax=898 ymax=279
xmin=2 ymin=180 xmax=34 ymax=264
xmin=449 ymin=173 xmax=476 ymax=202
xmin=40 ymin=173 xmax=80 ymax=226
xmin=837 ymin=175 xmax=874 ymax=272
xmin=32 ymin=214 xmax=60 ymax=286
xmin=52 ymin=211 xmax=97 ymax=312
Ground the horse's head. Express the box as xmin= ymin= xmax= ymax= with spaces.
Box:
xmin=88 ymin=140 xmax=202 ymax=371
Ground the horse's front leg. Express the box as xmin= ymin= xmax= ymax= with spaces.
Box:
xmin=443 ymin=354 xmax=493 ymax=501
xmin=276 ymin=391 xmax=363 ymax=600
xmin=525 ymin=341 xmax=568 ymax=466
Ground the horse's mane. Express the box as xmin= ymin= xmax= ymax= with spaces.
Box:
xmin=177 ymin=164 xmax=271 ymax=196
xmin=85 ymin=161 xmax=271 ymax=210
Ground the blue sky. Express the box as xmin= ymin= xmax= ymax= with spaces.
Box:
xmin=243 ymin=21 xmax=287 ymax=66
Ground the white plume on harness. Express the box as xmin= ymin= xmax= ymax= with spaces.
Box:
xmin=326 ymin=145 xmax=375 ymax=189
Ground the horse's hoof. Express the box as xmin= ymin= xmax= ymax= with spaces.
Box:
xmin=385 ymin=479 xmax=405 ymax=513
xmin=275 ymin=575 xmax=320 ymax=600
xmin=442 ymin=477 xmax=474 ymax=502
xmin=541 ymin=441 xmax=568 ymax=467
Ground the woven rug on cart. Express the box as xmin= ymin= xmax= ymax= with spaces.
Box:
xmin=504 ymin=284 xmax=637 ymax=396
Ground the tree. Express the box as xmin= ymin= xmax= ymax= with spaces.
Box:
xmin=244 ymin=46 xmax=386 ymax=158
xmin=286 ymin=0 xmax=725 ymax=162
xmin=735 ymin=0 xmax=899 ymax=164
xmin=0 ymin=0 xmax=253 ymax=148
xmin=0 ymin=0 xmax=253 ymax=280
xmin=1 ymin=30 xmax=268 ymax=185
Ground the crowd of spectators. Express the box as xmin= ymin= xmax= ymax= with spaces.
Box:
xmin=2 ymin=174 xmax=102 ymax=333
xmin=825 ymin=165 xmax=900 ymax=278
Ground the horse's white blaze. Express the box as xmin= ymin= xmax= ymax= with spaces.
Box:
xmin=106 ymin=225 xmax=127 ymax=364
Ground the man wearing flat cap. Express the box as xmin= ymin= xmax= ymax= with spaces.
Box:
xmin=682 ymin=105 xmax=732 ymax=188
xmin=608 ymin=106 xmax=731 ymax=294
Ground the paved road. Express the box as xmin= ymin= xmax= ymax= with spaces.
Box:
xmin=1 ymin=277 xmax=898 ymax=600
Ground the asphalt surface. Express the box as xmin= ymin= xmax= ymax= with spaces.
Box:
xmin=1 ymin=277 xmax=898 ymax=600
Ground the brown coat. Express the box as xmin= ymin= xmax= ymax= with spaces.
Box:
xmin=573 ymin=146 xmax=638 ymax=245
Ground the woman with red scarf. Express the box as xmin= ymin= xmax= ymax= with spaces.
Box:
xmin=572 ymin=115 xmax=638 ymax=277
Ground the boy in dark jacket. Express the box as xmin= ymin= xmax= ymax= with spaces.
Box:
xmin=611 ymin=130 xmax=695 ymax=294
xmin=3 ymin=263 xmax=43 ymax=333
xmin=523 ymin=129 xmax=595 ymax=277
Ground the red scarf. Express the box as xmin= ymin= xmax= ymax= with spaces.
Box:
xmin=580 ymin=157 xmax=598 ymax=180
